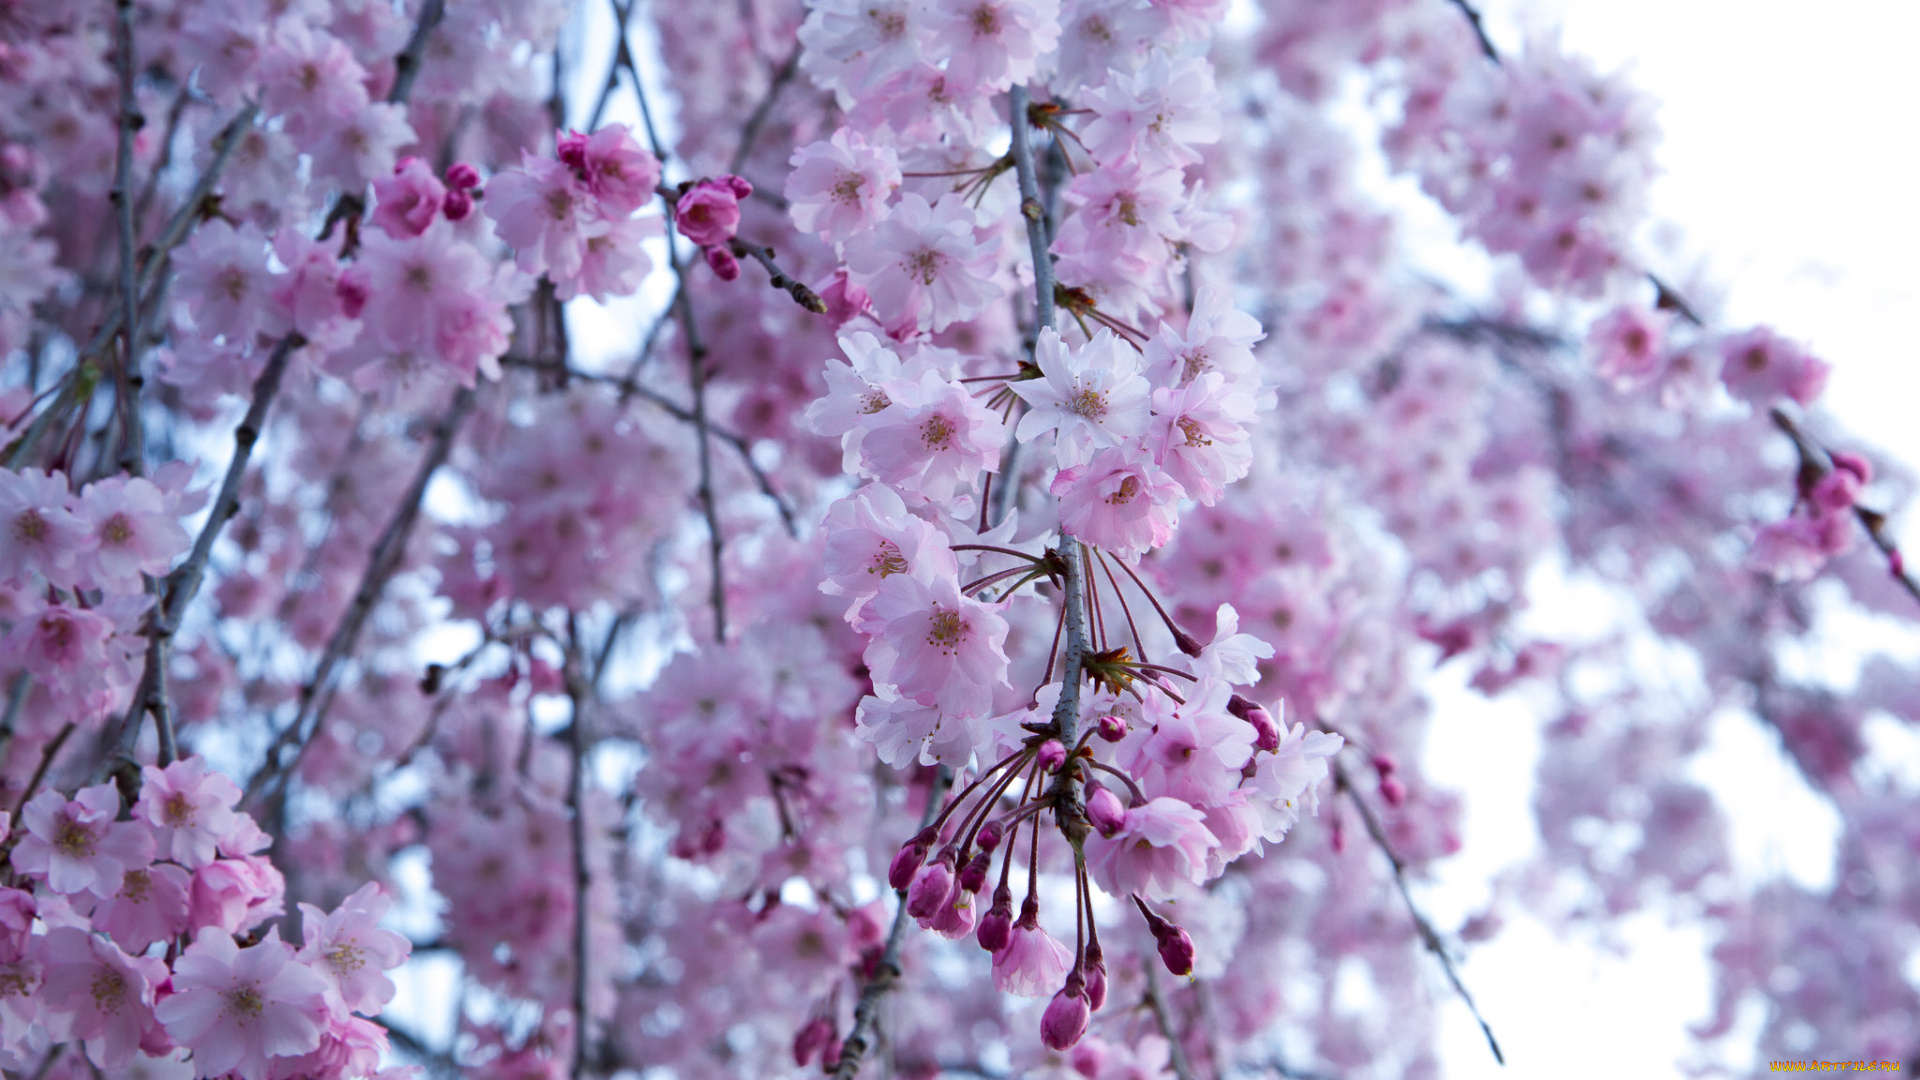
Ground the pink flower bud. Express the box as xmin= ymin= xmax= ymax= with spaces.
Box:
xmin=1086 ymin=786 xmax=1126 ymax=837
xmin=1155 ymin=923 xmax=1194 ymax=977
xmin=443 ymin=187 xmax=474 ymax=221
xmin=905 ymin=850 xmax=954 ymax=920
xmin=819 ymin=1036 xmax=842 ymax=1074
xmin=977 ymin=820 xmax=1004 ymax=852
xmin=1070 ymin=1042 xmax=1107 ymax=1079
xmin=719 ymin=173 xmax=754 ymax=198
xmin=446 ymin=162 xmax=481 ymax=190
xmin=1172 ymin=627 xmax=1204 ymax=657
xmin=335 ymin=271 xmax=369 ymax=319
xmin=959 ymin=849 xmax=991 ymax=894
xmin=1831 ymin=450 xmax=1873 ymax=485
xmin=1380 ymin=777 xmax=1406 ymax=807
xmin=1084 ymin=944 xmax=1107 ymax=1011
xmin=705 ymin=244 xmax=740 ymax=281
xmin=817 ymin=269 xmax=870 ymax=324
xmin=976 ymin=890 xmax=1014 ymax=953
xmin=1036 ymin=739 xmax=1066 ymax=772
xmin=793 ymin=1016 xmax=833 ymax=1066
xmin=1229 ymin=696 xmax=1281 ymax=753
xmin=1041 ymin=973 xmax=1091 ymax=1051
xmin=556 ymin=130 xmax=588 ymax=171
xmin=1095 ymin=714 xmax=1126 ymax=742
xmin=1372 ymin=754 xmax=1397 ymax=777
xmin=887 ymin=830 xmax=933 ymax=891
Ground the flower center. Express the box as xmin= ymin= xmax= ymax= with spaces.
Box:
xmin=102 ymin=513 xmax=134 ymax=546
xmin=13 ymin=509 xmax=46 ymax=544
xmin=120 ymin=869 xmax=152 ymax=901
xmin=328 ymin=940 xmax=367 ymax=973
xmin=906 ymin=248 xmax=943 ymax=286
xmin=927 ymin=607 xmax=966 ymax=649
xmin=164 ymin=791 xmax=197 ymax=828
xmin=921 ymin=414 xmax=954 ymax=449
xmin=859 ymin=387 xmax=890 ymax=414
xmin=869 ymin=540 xmax=908 ymax=578
xmin=969 ymin=3 xmax=1001 ymax=35
xmin=1068 ymin=387 xmax=1107 ymax=419
xmin=832 ymin=173 xmax=866 ymax=205
xmin=1178 ymin=416 xmax=1211 ymax=447
xmin=225 ymin=985 xmax=265 ymax=1020
xmin=1104 ymin=476 xmax=1141 ymax=505
xmin=55 ymin=820 xmax=97 ymax=858
xmin=91 ymin=970 xmax=127 ymax=1013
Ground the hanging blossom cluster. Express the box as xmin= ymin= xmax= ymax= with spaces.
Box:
xmin=0 ymin=761 xmax=408 ymax=1078
xmin=1 ymin=0 xmax=1917 ymax=1077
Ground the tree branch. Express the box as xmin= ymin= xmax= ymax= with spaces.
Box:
xmin=831 ymin=768 xmax=952 ymax=1080
xmin=1334 ymin=758 xmax=1504 ymax=1066
xmin=388 ymin=0 xmax=447 ymax=106
xmin=1770 ymin=407 xmax=1920 ymax=610
xmin=110 ymin=0 xmax=147 ymax=477
xmin=1143 ymin=960 xmax=1199 ymax=1080
xmin=565 ymin=614 xmax=594 ymax=1079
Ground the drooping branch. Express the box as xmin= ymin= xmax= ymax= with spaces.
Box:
xmin=831 ymin=768 xmax=952 ymax=1080
xmin=246 ymin=386 xmax=478 ymax=803
xmin=1333 ymin=757 xmax=1505 ymax=1066
xmin=726 ymin=238 xmax=827 ymax=313
xmin=1142 ymin=960 xmax=1199 ymax=1080
xmin=1770 ymin=406 xmax=1920 ymax=609
xmin=564 ymin=614 xmax=595 ymax=1080
xmin=388 ymin=0 xmax=447 ymax=106
xmin=1446 ymin=0 xmax=1501 ymax=63
xmin=109 ymin=0 xmax=146 ymax=477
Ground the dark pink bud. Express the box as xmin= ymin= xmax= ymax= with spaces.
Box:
xmin=556 ymin=130 xmax=588 ymax=170
xmin=819 ymin=1036 xmax=842 ymax=1074
xmin=1155 ymin=924 xmax=1194 ymax=977
xmin=888 ymin=830 xmax=934 ymax=891
xmin=1095 ymin=714 xmax=1126 ymax=742
xmin=1228 ymin=695 xmax=1280 ymax=753
xmin=1331 ymin=818 xmax=1347 ymax=854
xmin=720 ymin=173 xmax=754 ymax=198
xmin=1372 ymin=753 xmax=1397 ymax=777
xmin=977 ymin=820 xmax=1004 ymax=852
xmin=1831 ymin=450 xmax=1873 ymax=485
xmin=793 ymin=1017 xmax=833 ymax=1066
xmin=959 ymin=850 xmax=991 ymax=894
xmin=905 ymin=850 xmax=954 ymax=920
xmin=1084 ymin=945 xmax=1107 ymax=1011
xmin=818 ymin=269 xmax=870 ymax=324
xmin=443 ymin=187 xmax=474 ymax=221
xmin=976 ymin=892 xmax=1013 ymax=952
xmin=445 ymin=162 xmax=481 ymax=190
xmin=1036 ymin=739 xmax=1066 ymax=772
xmin=1070 ymin=1043 xmax=1107 ymax=1079
xmin=1040 ymin=973 xmax=1091 ymax=1051
xmin=705 ymin=244 xmax=740 ymax=281
xmin=335 ymin=270 xmax=369 ymax=319
xmin=1380 ymin=777 xmax=1406 ymax=807
xmin=1172 ymin=627 xmax=1203 ymax=657
xmin=1086 ymin=786 xmax=1126 ymax=837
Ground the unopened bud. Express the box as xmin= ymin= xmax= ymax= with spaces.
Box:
xmin=1172 ymin=626 xmax=1204 ymax=657
xmin=1831 ymin=450 xmax=1874 ymax=484
xmin=705 ymin=244 xmax=740 ymax=281
xmin=976 ymin=889 xmax=1014 ymax=953
xmin=1084 ymin=943 xmax=1107 ymax=1011
xmin=977 ymin=820 xmax=1004 ymax=852
xmin=1036 ymin=739 xmax=1067 ymax=772
xmin=959 ymin=850 xmax=991 ymax=894
xmin=719 ymin=173 xmax=754 ymax=198
xmin=904 ymin=849 xmax=954 ymax=920
xmin=1070 ymin=1042 xmax=1107 ymax=1079
xmin=1230 ymin=696 xmax=1280 ymax=753
xmin=887 ymin=830 xmax=933 ymax=891
xmin=443 ymin=187 xmax=473 ymax=221
xmin=793 ymin=1016 xmax=833 ymax=1066
xmin=1086 ymin=786 xmax=1127 ymax=837
xmin=1155 ymin=924 xmax=1194 ymax=977
xmin=445 ymin=162 xmax=481 ymax=190
xmin=1380 ymin=777 xmax=1406 ymax=808
xmin=1040 ymin=972 xmax=1091 ymax=1051
xmin=818 ymin=1036 xmax=842 ymax=1074
xmin=1095 ymin=714 xmax=1126 ymax=742
xmin=1372 ymin=754 xmax=1397 ymax=778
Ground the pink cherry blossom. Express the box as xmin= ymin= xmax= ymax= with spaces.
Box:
xmin=1009 ymin=328 xmax=1152 ymax=467
xmin=786 ymin=129 xmax=902 ymax=243
xmin=1050 ymin=445 xmax=1184 ymax=557
xmin=844 ymin=192 xmax=1004 ymax=334
xmin=156 ymin=927 xmax=331 ymax=1080
xmin=135 ymin=758 xmax=243 ymax=870
xmin=40 ymin=926 xmax=167 ymax=1069
xmin=370 ymin=156 xmax=448 ymax=238
xmin=11 ymin=786 xmax=154 ymax=900
xmin=675 ymin=179 xmax=744 ymax=248
xmin=1085 ymin=796 xmax=1219 ymax=901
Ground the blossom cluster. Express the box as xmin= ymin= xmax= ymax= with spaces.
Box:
xmin=0 ymin=759 xmax=408 ymax=1080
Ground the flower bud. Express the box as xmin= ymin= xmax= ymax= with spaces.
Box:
xmin=818 ymin=1035 xmax=842 ymax=1074
xmin=904 ymin=849 xmax=954 ymax=920
xmin=887 ymin=831 xmax=932 ymax=891
xmin=1172 ymin=627 xmax=1204 ymax=657
xmin=1086 ymin=786 xmax=1126 ymax=837
xmin=443 ymin=187 xmax=474 ymax=221
xmin=1372 ymin=753 xmax=1397 ymax=778
xmin=1040 ymin=973 xmax=1091 ymax=1051
xmin=1155 ymin=923 xmax=1195 ymax=978
xmin=1095 ymin=714 xmax=1126 ymax=742
xmin=976 ymin=890 xmax=1014 ymax=953
xmin=720 ymin=173 xmax=754 ymax=198
xmin=445 ymin=162 xmax=481 ymax=190
xmin=977 ymin=820 xmax=1004 ymax=852
xmin=1084 ymin=944 xmax=1107 ymax=1011
xmin=1070 ymin=1042 xmax=1107 ymax=1079
xmin=1036 ymin=739 xmax=1067 ymax=772
xmin=705 ymin=244 xmax=740 ymax=281
xmin=959 ymin=849 xmax=991 ymax=894
xmin=793 ymin=1016 xmax=834 ymax=1066
xmin=1380 ymin=777 xmax=1406 ymax=808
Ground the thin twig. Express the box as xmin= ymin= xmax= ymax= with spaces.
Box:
xmin=565 ymin=614 xmax=594 ymax=1080
xmin=1142 ymin=960 xmax=1198 ymax=1080
xmin=728 ymin=44 xmax=804 ymax=175
xmin=727 ymin=238 xmax=827 ymax=313
xmin=831 ymin=769 xmax=952 ymax=1080
xmin=247 ymin=386 xmax=477 ymax=802
xmin=1334 ymin=758 xmax=1504 ymax=1066
xmin=1770 ymin=407 xmax=1920 ymax=610
xmin=388 ymin=0 xmax=448 ymax=105
xmin=110 ymin=0 xmax=147 ymax=477
xmin=1446 ymin=0 xmax=1501 ymax=63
